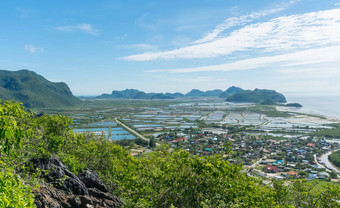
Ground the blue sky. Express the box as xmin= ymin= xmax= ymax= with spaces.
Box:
xmin=1 ymin=0 xmax=340 ymax=96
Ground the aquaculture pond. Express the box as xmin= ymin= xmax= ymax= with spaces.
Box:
xmin=73 ymin=127 xmax=135 ymax=140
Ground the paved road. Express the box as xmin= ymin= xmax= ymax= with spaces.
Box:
xmin=314 ymin=154 xmax=328 ymax=171
xmin=114 ymin=118 xmax=149 ymax=142
xmin=316 ymin=149 xmax=340 ymax=175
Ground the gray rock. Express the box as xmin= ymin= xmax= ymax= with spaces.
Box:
xmin=78 ymin=169 xmax=108 ymax=192
xmin=30 ymin=158 xmax=122 ymax=208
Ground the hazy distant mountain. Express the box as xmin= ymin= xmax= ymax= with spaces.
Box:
xmin=185 ymin=89 xmax=205 ymax=97
xmin=132 ymin=91 xmax=151 ymax=99
xmin=185 ymin=89 xmax=223 ymax=97
xmin=219 ymin=86 xmax=243 ymax=98
xmin=151 ymin=93 xmax=175 ymax=99
xmin=97 ymin=89 xmax=177 ymax=99
xmin=96 ymin=87 xmax=288 ymax=103
xmin=98 ymin=89 xmax=142 ymax=99
xmin=226 ymin=89 xmax=287 ymax=103
xmin=165 ymin=92 xmax=185 ymax=98
xmin=0 ymin=69 xmax=80 ymax=108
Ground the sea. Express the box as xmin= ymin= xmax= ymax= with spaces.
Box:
xmin=286 ymin=95 xmax=340 ymax=119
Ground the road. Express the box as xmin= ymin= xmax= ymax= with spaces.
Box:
xmin=314 ymin=154 xmax=328 ymax=171
xmin=315 ymin=149 xmax=340 ymax=175
xmin=114 ymin=118 xmax=149 ymax=142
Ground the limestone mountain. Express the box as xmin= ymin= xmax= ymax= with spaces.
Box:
xmin=185 ymin=89 xmax=223 ymax=97
xmin=219 ymin=86 xmax=244 ymax=98
xmin=0 ymin=69 xmax=80 ymax=108
xmin=226 ymin=88 xmax=287 ymax=103
xmin=97 ymin=89 xmax=180 ymax=99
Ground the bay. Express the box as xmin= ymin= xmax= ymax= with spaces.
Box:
xmin=286 ymin=95 xmax=340 ymax=119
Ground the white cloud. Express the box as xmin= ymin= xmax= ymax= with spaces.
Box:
xmin=55 ymin=23 xmax=98 ymax=35
xmin=146 ymin=45 xmax=340 ymax=73
xmin=123 ymin=9 xmax=340 ymax=61
xmin=193 ymin=7 xmax=286 ymax=44
xmin=335 ymin=3 xmax=340 ymax=6
xmin=24 ymin=44 xmax=44 ymax=53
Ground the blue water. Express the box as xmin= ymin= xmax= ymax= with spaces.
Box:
xmin=73 ymin=127 xmax=135 ymax=140
xmin=286 ymin=95 xmax=340 ymax=118
xmin=88 ymin=121 xmax=117 ymax=126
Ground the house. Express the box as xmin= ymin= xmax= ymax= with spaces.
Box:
xmin=266 ymin=165 xmax=279 ymax=173
xmin=274 ymin=175 xmax=285 ymax=180
xmin=287 ymin=171 xmax=299 ymax=178
xmin=318 ymin=172 xmax=329 ymax=179
xmin=307 ymin=143 xmax=315 ymax=147
xmin=273 ymin=160 xmax=283 ymax=166
xmin=171 ymin=137 xmax=186 ymax=143
xmin=309 ymin=174 xmax=317 ymax=180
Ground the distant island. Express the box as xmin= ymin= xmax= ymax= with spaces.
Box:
xmin=0 ymin=69 xmax=80 ymax=108
xmin=96 ymin=86 xmax=247 ymax=100
xmin=96 ymin=87 xmax=302 ymax=107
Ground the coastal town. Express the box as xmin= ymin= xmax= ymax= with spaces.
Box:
xmin=70 ymin=98 xmax=340 ymax=181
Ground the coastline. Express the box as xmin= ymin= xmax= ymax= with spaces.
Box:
xmin=276 ymin=106 xmax=340 ymax=123
xmin=285 ymin=95 xmax=340 ymax=120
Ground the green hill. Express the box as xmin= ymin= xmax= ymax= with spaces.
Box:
xmin=219 ymin=86 xmax=243 ymax=98
xmin=97 ymin=89 xmax=180 ymax=99
xmin=185 ymin=89 xmax=223 ymax=97
xmin=0 ymin=69 xmax=80 ymax=108
xmin=226 ymin=88 xmax=287 ymax=103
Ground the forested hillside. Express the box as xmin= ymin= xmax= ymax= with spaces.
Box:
xmin=0 ymin=100 xmax=339 ymax=207
xmin=0 ymin=69 xmax=80 ymax=108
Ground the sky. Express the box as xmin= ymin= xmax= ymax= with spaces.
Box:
xmin=1 ymin=0 xmax=340 ymax=96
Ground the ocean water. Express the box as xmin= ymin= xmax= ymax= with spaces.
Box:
xmin=286 ymin=95 xmax=340 ymax=119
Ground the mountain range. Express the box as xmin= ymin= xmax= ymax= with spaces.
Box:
xmin=0 ymin=69 xmax=293 ymax=107
xmin=0 ymin=69 xmax=80 ymax=108
xmin=97 ymin=87 xmax=288 ymax=104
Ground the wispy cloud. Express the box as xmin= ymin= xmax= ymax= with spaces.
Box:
xmin=193 ymin=6 xmax=289 ymax=44
xmin=55 ymin=23 xmax=98 ymax=35
xmin=123 ymin=8 xmax=340 ymax=61
xmin=24 ymin=44 xmax=44 ymax=53
xmin=118 ymin=43 xmax=157 ymax=51
xmin=146 ymin=45 xmax=340 ymax=73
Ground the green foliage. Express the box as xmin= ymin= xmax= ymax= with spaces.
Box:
xmin=149 ymin=137 xmax=156 ymax=148
xmin=329 ymin=150 xmax=340 ymax=169
xmin=0 ymin=100 xmax=30 ymax=156
xmin=223 ymin=125 xmax=252 ymax=134
xmin=0 ymin=100 xmax=340 ymax=208
xmin=312 ymin=123 xmax=340 ymax=138
xmin=329 ymin=171 xmax=338 ymax=179
xmin=0 ymin=170 xmax=36 ymax=208
xmin=0 ymin=69 xmax=80 ymax=108
xmin=226 ymin=88 xmax=286 ymax=103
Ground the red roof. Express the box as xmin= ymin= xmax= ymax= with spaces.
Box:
xmin=307 ymin=143 xmax=315 ymax=147
xmin=171 ymin=137 xmax=186 ymax=143
xmin=287 ymin=171 xmax=298 ymax=176
xmin=266 ymin=165 xmax=279 ymax=172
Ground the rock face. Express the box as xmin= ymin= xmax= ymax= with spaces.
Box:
xmin=30 ymin=158 xmax=122 ymax=208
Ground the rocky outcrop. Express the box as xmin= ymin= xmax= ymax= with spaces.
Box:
xmin=30 ymin=158 xmax=122 ymax=208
